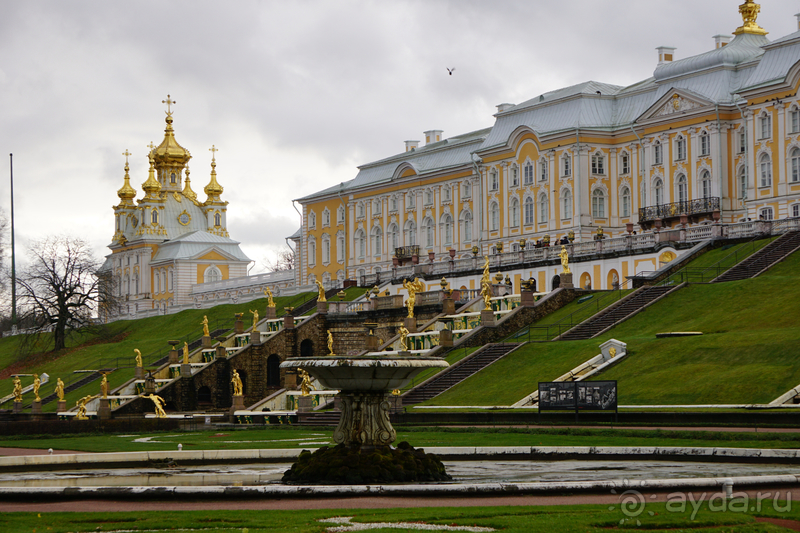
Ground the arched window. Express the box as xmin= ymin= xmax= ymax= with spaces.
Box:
xmin=441 ymin=214 xmax=453 ymax=245
xmin=561 ymin=189 xmax=572 ymax=220
xmin=677 ymin=174 xmax=688 ymax=204
xmin=354 ymin=229 xmax=366 ymax=258
xmin=510 ymin=198 xmax=519 ymax=227
xmin=267 ymin=355 xmax=281 ymax=387
xmin=404 ymin=219 xmax=416 ymax=246
xmin=524 ymin=197 xmax=534 ymax=225
xmin=620 ymin=186 xmax=630 ymax=217
xmin=422 ymin=217 xmax=434 ymax=248
xmin=371 ymin=226 xmax=383 ymax=256
xmin=791 ymin=108 xmax=800 ymax=134
xmin=654 ymin=178 xmax=664 ymax=205
xmin=489 ymin=202 xmax=499 ymax=231
xmin=538 ymin=193 xmax=548 ymax=223
xmin=460 ymin=211 xmax=472 ymax=242
xmin=759 ymin=153 xmax=772 ymax=187
xmin=214 ymin=212 xmax=221 ymax=226
xmin=204 ymin=265 xmax=222 ymax=284
xmin=791 ymin=148 xmax=800 ymax=183
xmin=151 ymin=209 xmax=159 ymax=225
xmin=387 ymin=223 xmax=399 ymax=251
xmin=700 ymin=170 xmax=712 ymax=199
xmin=738 ymin=167 xmax=747 ymax=199
xmin=592 ymin=189 xmax=606 ymax=218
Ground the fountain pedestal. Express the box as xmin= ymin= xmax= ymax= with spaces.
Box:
xmin=334 ymin=392 xmax=395 ymax=446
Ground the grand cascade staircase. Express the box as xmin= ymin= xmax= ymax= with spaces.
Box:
xmin=711 ymin=230 xmax=800 ymax=283
xmin=402 ymin=343 xmax=523 ymax=405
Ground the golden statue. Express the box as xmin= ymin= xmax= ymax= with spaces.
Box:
xmin=392 ymin=389 xmax=401 ymax=396
xmin=479 ymin=256 xmax=492 ymax=311
xmin=12 ymin=376 xmax=22 ymax=402
xmin=141 ymin=394 xmax=167 ymax=418
xmin=75 ymin=395 xmax=98 ymax=420
xmin=55 ymin=378 xmax=65 ymax=401
xmin=403 ymin=277 xmax=426 ymax=318
xmin=231 ymin=370 xmax=243 ymax=396
xmin=134 ymin=349 xmax=143 ymax=368
xmin=183 ymin=342 xmax=189 ymax=365
xmin=327 ymin=330 xmax=335 ymax=356
xmin=249 ymin=309 xmax=259 ymax=332
xmin=399 ymin=325 xmax=409 ymax=352
xmin=100 ymin=374 xmax=109 ymax=399
xmin=201 ymin=315 xmax=210 ymax=337
xmin=315 ymin=279 xmax=326 ymax=302
xmin=33 ymin=374 xmax=41 ymax=402
xmin=609 ymin=347 xmax=617 ymax=358
xmin=298 ymin=369 xmax=316 ymax=397
xmin=559 ymin=245 xmax=571 ymax=274
xmin=733 ymin=0 xmax=767 ymax=36
xmin=263 ymin=287 xmax=275 ymax=308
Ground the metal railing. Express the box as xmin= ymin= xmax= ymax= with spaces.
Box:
xmin=395 ymin=245 xmax=420 ymax=259
xmin=638 ymin=197 xmax=720 ymax=222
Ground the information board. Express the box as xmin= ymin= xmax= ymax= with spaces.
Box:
xmin=538 ymin=381 xmax=617 ymax=411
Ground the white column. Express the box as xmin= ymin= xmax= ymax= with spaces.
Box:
xmin=776 ymin=103 xmax=787 ymax=196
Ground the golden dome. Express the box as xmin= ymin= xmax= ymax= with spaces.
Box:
xmin=141 ymin=151 xmax=162 ymax=199
xmin=117 ymin=150 xmax=137 ymax=206
xmin=204 ymin=145 xmax=224 ymax=203
xmin=182 ymin=166 xmax=198 ymax=203
xmin=153 ymin=113 xmax=192 ymax=167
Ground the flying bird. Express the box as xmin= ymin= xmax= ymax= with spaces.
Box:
xmin=447 ymin=67 xmax=456 ymax=76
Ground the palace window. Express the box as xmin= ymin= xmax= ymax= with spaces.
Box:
xmin=371 ymin=226 xmax=383 ymax=256
xmin=677 ymin=174 xmax=688 ymax=204
xmin=738 ymin=167 xmax=747 ymax=199
xmin=357 ymin=203 xmax=365 ymax=218
xmin=309 ymin=212 xmax=316 ymax=229
xmin=621 ymin=152 xmax=630 ymax=175
xmin=791 ymin=108 xmax=800 ymax=134
xmin=322 ymin=238 xmax=331 ymax=264
xmin=337 ymin=235 xmax=345 ymax=262
xmin=510 ymin=166 xmax=519 ymax=187
xmin=540 ymin=158 xmax=548 ymax=181
xmin=791 ymin=148 xmax=800 ymax=182
xmin=700 ymin=170 xmax=712 ymax=199
xmin=151 ymin=209 xmax=159 ymax=225
xmin=425 ymin=190 xmax=433 ymax=205
xmin=510 ymin=197 xmax=519 ymax=227
xmin=489 ymin=170 xmax=499 ymax=191
xmin=592 ymin=189 xmax=606 ymax=218
xmin=337 ymin=205 xmax=345 ymax=224
xmin=760 ymin=207 xmax=773 ymax=220
xmin=462 ymin=182 xmax=471 ymax=199
xmin=422 ymin=217 xmax=434 ymax=247
xmin=538 ymin=193 xmax=548 ymax=223
xmin=759 ymin=153 xmax=772 ymax=187
xmin=759 ymin=113 xmax=772 ymax=140
xmin=214 ymin=212 xmax=221 ymax=226
xmin=460 ymin=211 xmax=473 ymax=242
xmin=591 ymin=152 xmax=605 ymax=175
xmin=739 ymin=129 xmax=746 ymax=153
xmin=562 ymin=154 xmax=571 ymax=177
xmin=700 ymin=132 xmax=710 ymax=156
xmin=390 ymin=196 xmax=398 ymax=212
xmin=373 ymin=199 xmax=381 ymax=215
xmin=355 ymin=229 xmax=366 ymax=258
xmin=524 ymin=197 xmax=534 ymax=225
xmin=405 ymin=219 xmax=417 ymax=246
xmin=620 ymin=186 xmax=630 ymax=217
xmin=204 ymin=265 xmax=222 ymax=284
xmin=387 ymin=223 xmax=399 ymax=250
xmin=407 ymin=192 xmax=416 ymax=208
xmin=654 ymin=178 xmax=664 ymax=205
xmin=322 ymin=209 xmax=330 ymax=226
xmin=489 ymin=202 xmax=500 ymax=231
xmin=308 ymin=240 xmax=316 ymax=266
xmin=443 ymin=186 xmax=451 ymax=201
xmin=561 ymin=189 xmax=572 ymax=220
xmin=675 ymin=136 xmax=686 ymax=161
xmin=524 ymin=162 xmax=534 ymax=184
xmin=442 ymin=214 xmax=453 ymax=245
xmin=793 ymin=204 xmax=799 ymax=218
xmin=653 ymin=141 xmax=662 ymax=165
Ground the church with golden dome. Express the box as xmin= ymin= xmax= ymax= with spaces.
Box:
xmin=100 ymin=96 xmax=251 ymax=318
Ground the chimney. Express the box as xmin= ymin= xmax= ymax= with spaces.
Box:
xmin=496 ymin=103 xmax=514 ymax=113
xmin=713 ymin=35 xmax=732 ymax=49
xmin=404 ymin=140 xmax=420 ymax=152
xmin=795 ymin=13 xmax=800 ymax=30
xmin=656 ymin=46 xmax=676 ymax=65
xmin=424 ymin=130 xmax=443 ymax=145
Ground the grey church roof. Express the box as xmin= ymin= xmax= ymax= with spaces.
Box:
xmin=150 ymin=230 xmax=251 ymax=263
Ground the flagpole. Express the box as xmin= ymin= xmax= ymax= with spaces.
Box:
xmin=9 ymin=153 xmax=16 ymax=330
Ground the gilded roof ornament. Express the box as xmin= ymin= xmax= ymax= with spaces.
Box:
xmin=116 ymin=149 xmax=137 ymax=205
xmin=182 ymin=166 xmax=198 ymax=203
xmin=153 ymin=94 xmax=191 ymax=167
xmin=141 ymin=150 xmax=162 ymax=199
xmin=204 ymin=145 xmax=224 ymax=203
xmin=733 ymin=0 xmax=768 ymax=36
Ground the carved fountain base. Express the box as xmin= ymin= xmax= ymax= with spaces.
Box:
xmin=333 ymin=392 xmax=396 ymax=447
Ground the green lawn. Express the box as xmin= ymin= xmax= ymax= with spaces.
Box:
xmin=425 ymin=250 xmax=800 ymax=407
xmin=2 ymin=501 xmax=799 ymax=532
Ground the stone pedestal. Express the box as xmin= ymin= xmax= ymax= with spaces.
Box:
xmin=230 ymin=395 xmax=245 ymax=422
xmin=317 ymin=301 xmax=328 ymax=314
xmin=390 ymin=394 xmax=404 ymax=413
xmin=297 ymin=395 xmax=313 ymax=412
xmin=521 ymin=290 xmax=536 ymax=307
xmin=442 ymin=297 xmax=455 ymax=315
xmin=181 ymin=364 xmax=193 ymax=377
xmin=144 ymin=374 xmax=156 ymax=395
xmin=135 ymin=367 xmax=145 ymax=379
xmin=439 ymin=329 xmax=453 ymax=347
xmin=32 ymin=400 xmax=42 ymax=416
xmin=480 ymin=309 xmax=496 ymax=327
xmin=333 ymin=392 xmax=395 ymax=447
xmin=235 ymin=318 xmax=244 ymax=334
xmin=559 ymin=272 xmax=574 ymax=289
xmin=216 ymin=345 xmax=227 ymax=360
xmin=169 ymin=348 xmax=179 ymax=365
xmin=403 ymin=316 xmax=417 ymax=334
xmin=365 ymin=332 xmax=380 ymax=351
xmin=98 ymin=398 xmax=111 ymax=420
xmin=265 ymin=306 xmax=277 ymax=319
xmin=201 ymin=335 xmax=212 ymax=349
xmin=251 ymin=330 xmax=262 ymax=346
xmin=57 ymin=400 xmax=67 ymax=413
xmin=284 ymin=315 xmax=295 ymax=329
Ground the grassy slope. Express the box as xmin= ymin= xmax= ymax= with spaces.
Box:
xmin=0 ymin=292 xmax=320 ymax=411
xmin=424 ymin=249 xmax=800 ymax=407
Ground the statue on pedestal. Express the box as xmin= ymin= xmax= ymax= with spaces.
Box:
xmin=183 ymin=342 xmax=190 ymax=365
xmin=559 ymin=245 xmax=571 ymax=274
xmin=327 ymin=330 xmax=335 ymax=356
xmin=403 ymin=278 xmax=425 ymax=318
xmin=480 ymin=256 xmax=492 ymax=311
xmin=399 ymin=325 xmax=409 ymax=352
xmin=263 ymin=287 xmax=275 ymax=308
xmin=201 ymin=316 xmax=210 ymax=337
xmin=134 ymin=349 xmax=143 ymax=368
xmin=231 ymin=370 xmax=243 ymax=396
xmin=75 ymin=395 xmax=98 ymax=420
xmin=100 ymin=374 xmax=109 ymax=399
xmin=315 ymin=280 xmax=327 ymax=302
xmin=141 ymin=394 xmax=167 ymax=418
xmin=298 ymin=369 xmax=316 ymax=397
xmin=33 ymin=374 xmax=41 ymax=402
xmin=55 ymin=378 xmax=65 ymax=401
xmin=12 ymin=376 xmax=22 ymax=402
xmin=249 ymin=309 xmax=259 ymax=332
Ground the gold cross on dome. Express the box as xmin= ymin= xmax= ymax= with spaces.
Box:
xmin=209 ymin=145 xmax=218 ymax=160
xmin=162 ymin=94 xmax=176 ymax=115
xmin=122 ymin=149 xmax=131 ymax=164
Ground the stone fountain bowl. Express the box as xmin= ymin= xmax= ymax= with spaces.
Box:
xmin=280 ymin=356 xmax=448 ymax=391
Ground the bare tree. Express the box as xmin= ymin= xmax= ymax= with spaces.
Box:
xmin=17 ymin=236 xmax=115 ymax=352
xmin=263 ymin=246 xmax=295 ymax=272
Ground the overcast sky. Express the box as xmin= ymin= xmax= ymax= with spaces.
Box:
xmin=1 ymin=0 xmax=798 ymax=274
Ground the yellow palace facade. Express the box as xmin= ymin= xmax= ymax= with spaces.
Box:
xmin=296 ymin=2 xmax=800 ymax=290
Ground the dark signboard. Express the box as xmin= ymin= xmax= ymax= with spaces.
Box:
xmin=539 ymin=381 xmax=617 ymax=411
